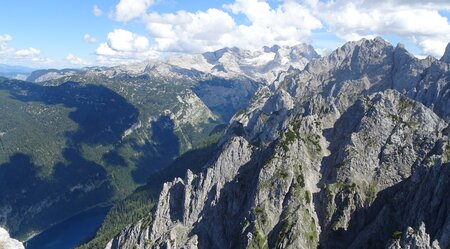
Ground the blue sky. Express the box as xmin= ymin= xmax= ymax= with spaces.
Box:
xmin=1 ymin=0 xmax=450 ymax=68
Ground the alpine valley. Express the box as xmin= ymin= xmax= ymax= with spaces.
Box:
xmin=0 ymin=44 xmax=320 ymax=248
xmin=1 ymin=37 xmax=450 ymax=249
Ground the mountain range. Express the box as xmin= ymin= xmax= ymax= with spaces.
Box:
xmin=0 ymin=44 xmax=318 ymax=247
xmin=1 ymin=37 xmax=449 ymax=249
xmin=23 ymin=44 xmax=319 ymax=86
xmin=0 ymin=64 xmax=35 ymax=80
xmin=105 ymin=38 xmax=450 ymax=249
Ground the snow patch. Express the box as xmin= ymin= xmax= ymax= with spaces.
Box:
xmin=122 ymin=121 xmax=142 ymax=139
xmin=176 ymin=95 xmax=184 ymax=104
xmin=0 ymin=227 xmax=24 ymax=249
xmin=241 ymin=52 xmax=276 ymax=66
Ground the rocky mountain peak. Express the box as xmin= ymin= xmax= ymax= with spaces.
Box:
xmin=393 ymin=42 xmax=416 ymax=64
xmin=289 ymin=43 xmax=320 ymax=58
xmin=203 ymin=46 xmax=242 ymax=63
xmin=316 ymin=37 xmax=393 ymax=73
xmin=105 ymin=37 xmax=450 ymax=249
xmin=263 ymin=44 xmax=281 ymax=53
xmin=164 ymin=44 xmax=320 ymax=84
xmin=440 ymin=42 xmax=450 ymax=63
xmin=341 ymin=36 xmax=391 ymax=52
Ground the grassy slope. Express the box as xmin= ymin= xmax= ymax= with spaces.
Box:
xmin=77 ymin=131 xmax=222 ymax=249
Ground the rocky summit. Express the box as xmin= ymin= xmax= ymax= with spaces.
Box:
xmin=106 ymin=37 xmax=450 ymax=249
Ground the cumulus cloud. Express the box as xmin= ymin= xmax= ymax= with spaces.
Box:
xmin=96 ymin=29 xmax=158 ymax=65
xmin=352 ymin=0 xmax=450 ymax=10
xmin=0 ymin=34 xmax=12 ymax=43
xmin=144 ymin=9 xmax=237 ymax=52
xmin=0 ymin=34 xmax=52 ymax=66
xmin=32 ymin=57 xmax=53 ymax=63
xmin=306 ymin=0 xmax=450 ymax=56
xmin=141 ymin=1 xmax=322 ymax=53
xmin=15 ymin=47 xmax=41 ymax=57
xmin=102 ymin=0 xmax=323 ymax=64
xmin=114 ymin=0 xmax=154 ymax=22
xmin=101 ymin=0 xmax=450 ymax=63
xmin=66 ymin=54 xmax=89 ymax=66
xmin=417 ymin=39 xmax=449 ymax=57
xmin=93 ymin=5 xmax=103 ymax=17
xmin=107 ymin=29 xmax=149 ymax=52
xmin=225 ymin=0 xmax=322 ymax=47
xmin=83 ymin=34 xmax=97 ymax=43
xmin=0 ymin=34 xmax=14 ymax=55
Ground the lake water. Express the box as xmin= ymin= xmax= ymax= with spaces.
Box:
xmin=25 ymin=207 xmax=110 ymax=249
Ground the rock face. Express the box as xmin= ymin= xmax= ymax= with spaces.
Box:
xmin=440 ymin=43 xmax=450 ymax=64
xmin=107 ymin=38 xmax=450 ymax=249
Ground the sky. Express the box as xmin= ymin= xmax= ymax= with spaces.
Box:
xmin=1 ymin=0 xmax=450 ymax=68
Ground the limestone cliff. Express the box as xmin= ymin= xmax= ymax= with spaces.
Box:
xmin=107 ymin=38 xmax=450 ymax=249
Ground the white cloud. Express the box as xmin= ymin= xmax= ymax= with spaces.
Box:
xmin=225 ymin=0 xmax=323 ymax=47
xmin=101 ymin=0 xmax=450 ymax=63
xmin=108 ymin=0 xmax=322 ymax=54
xmin=0 ymin=34 xmax=12 ymax=43
xmin=0 ymin=34 xmax=52 ymax=66
xmin=417 ymin=39 xmax=449 ymax=57
xmin=95 ymin=29 xmax=158 ymax=65
xmin=306 ymin=0 xmax=450 ymax=57
xmin=31 ymin=57 xmax=53 ymax=64
xmin=83 ymin=34 xmax=97 ymax=43
xmin=93 ymin=5 xmax=103 ymax=17
xmin=107 ymin=29 xmax=149 ymax=52
xmin=15 ymin=47 xmax=41 ymax=57
xmin=66 ymin=54 xmax=89 ymax=66
xmin=144 ymin=9 xmax=237 ymax=52
xmin=114 ymin=0 xmax=154 ymax=22
xmin=0 ymin=34 xmax=14 ymax=55
xmin=141 ymin=1 xmax=322 ymax=53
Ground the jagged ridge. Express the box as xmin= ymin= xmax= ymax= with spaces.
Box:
xmin=107 ymin=37 xmax=450 ymax=249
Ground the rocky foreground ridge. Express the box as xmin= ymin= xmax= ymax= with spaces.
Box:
xmin=107 ymin=38 xmax=450 ymax=249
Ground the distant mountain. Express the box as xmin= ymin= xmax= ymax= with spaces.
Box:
xmin=0 ymin=44 xmax=319 ymax=241
xmin=167 ymin=44 xmax=320 ymax=83
xmin=106 ymin=38 xmax=450 ymax=249
xmin=26 ymin=68 xmax=83 ymax=82
xmin=0 ymin=64 xmax=34 ymax=73
xmin=0 ymin=64 xmax=35 ymax=80
xmin=25 ymin=44 xmax=319 ymax=85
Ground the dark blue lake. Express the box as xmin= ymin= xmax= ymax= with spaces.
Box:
xmin=25 ymin=207 xmax=109 ymax=249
